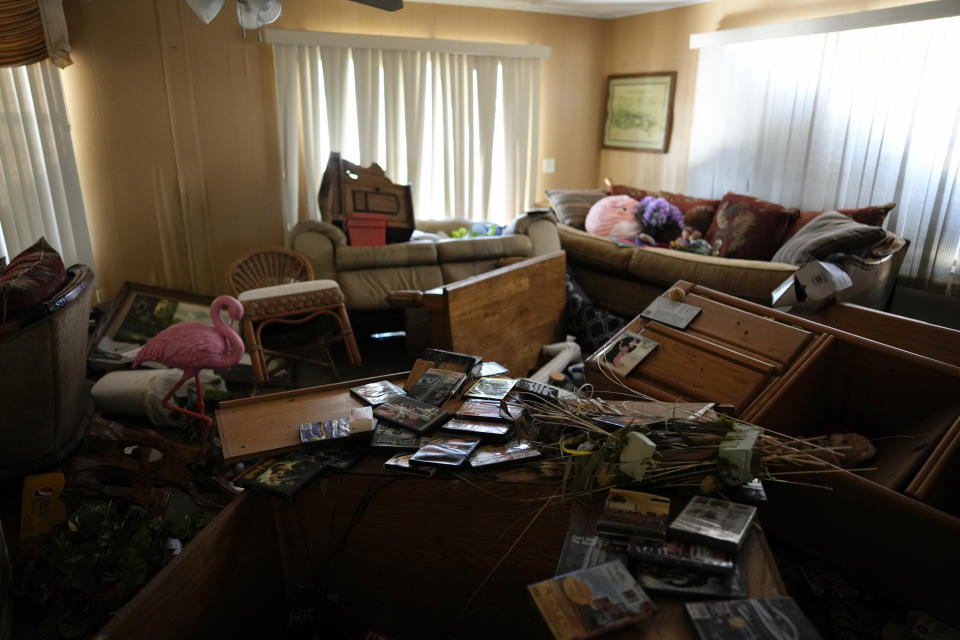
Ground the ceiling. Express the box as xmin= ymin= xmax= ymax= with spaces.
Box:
xmin=405 ymin=0 xmax=714 ymax=19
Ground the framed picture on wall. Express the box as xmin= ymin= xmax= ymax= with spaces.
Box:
xmin=601 ymin=72 xmax=677 ymax=153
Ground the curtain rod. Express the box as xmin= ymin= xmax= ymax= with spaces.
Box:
xmin=690 ymin=0 xmax=960 ymax=49
xmin=264 ymin=29 xmax=551 ymax=58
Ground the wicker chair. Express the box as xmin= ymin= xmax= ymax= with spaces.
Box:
xmin=227 ymin=248 xmax=361 ymax=383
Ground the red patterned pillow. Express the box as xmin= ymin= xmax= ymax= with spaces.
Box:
xmin=706 ymin=193 xmax=799 ymax=260
xmin=607 ymin=184 xmax=657 ymax=201
xmin=786 ymin=202 xmax=895 ymax=240
xmin=0 ymin=237 xmax=67 ymax=321
xmin=658 ymin=191 xmax=720 ymax=235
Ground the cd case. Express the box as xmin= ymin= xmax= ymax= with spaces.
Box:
xmin=456 ymin=399 xmax=522 ymax=422
xmin=442 ymin=418 xmax=512 ymax=441
xmin=668 ymin=496 xmax=757 ymax=552
xmin=409 ymin=434 xmax=482 ymax=467
xmin=383 ymin=452 xmax=437 ymax=478
xmin=468 ymin=440 xmax=541 ymax=468
xmin=463 ymin=377 xmax=517 ymax=401
xmin=349 ymin=380 xmax=405 ymax=406
xmin=373 ymin=395 xmax=449 ymax=434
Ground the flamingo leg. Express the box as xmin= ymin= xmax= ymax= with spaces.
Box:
xmin=160 ymin=371 xmax=213 ymax=426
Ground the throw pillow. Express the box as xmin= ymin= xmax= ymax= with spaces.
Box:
xmin=545 ymin=189 xmax=608 ymax=229
xmin=607 ymin=184 xmax=657 ymax=201
xmin=785 ymin=202 xmax=896 ymax=239
xmin=658 ymin=191 xmax=720 ymax=236
xmin=772 ymin=211 xmax=888 ymax=265
xmin=706 ymin=193 xmax=799 ymax=261
xmin=0 ymin=237 xmax=67 ymax=322
xmin=585 ymin=195 xmax=640 ymax=239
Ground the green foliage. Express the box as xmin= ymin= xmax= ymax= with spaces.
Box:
xmin=14 ymin=500 xmax=208 ymax=640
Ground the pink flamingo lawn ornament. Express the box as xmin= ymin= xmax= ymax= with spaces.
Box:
xmin=133 ymin=295 xmax=245 ymax=427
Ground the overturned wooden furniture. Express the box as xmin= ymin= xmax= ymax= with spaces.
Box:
xmin=318 ymin=151 xmax=415 ymax=244
xmin=586 ymin=280 xmax=960 ymax=623
xmin=388 ymin=251 xmax=567 ymax=377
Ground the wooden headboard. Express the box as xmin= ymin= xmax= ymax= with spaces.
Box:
xmin=318 ymin=152 xmax=415 ymax=243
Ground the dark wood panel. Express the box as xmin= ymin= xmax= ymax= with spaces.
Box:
xmin=99 ymin=492 xmax=284 ymax=639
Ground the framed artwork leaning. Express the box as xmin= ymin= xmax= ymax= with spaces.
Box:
xmin=602 ymin=72 xmax=677 ymax=153
xmin=88 ymin=282 xmax=214 ymax=369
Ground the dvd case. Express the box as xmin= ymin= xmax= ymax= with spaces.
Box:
xmin=668 ymin=496 xmax=757 ymax=552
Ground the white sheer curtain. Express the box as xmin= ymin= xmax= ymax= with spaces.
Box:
xmin=0 ymin=60 xmax=92 ymax=267
xmin=273 ymin=43 xmax=541 ymax=230
xmin=687 ymin=16 xmax=960 ymax=290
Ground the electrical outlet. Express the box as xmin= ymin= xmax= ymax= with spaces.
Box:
xmin=542 ymin=158 xmax=556 ymax=174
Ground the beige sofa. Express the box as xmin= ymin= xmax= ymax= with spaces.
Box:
xmin=559 ymin=224 xmax=908 ymax=317
xmin=290 ymin=212 xmax=561 ymax=311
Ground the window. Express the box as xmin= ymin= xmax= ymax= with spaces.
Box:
xmin=687 ymin=16 xmax=960 ymax=290
xmin=272 ymin=34 xmax=544 ymax=230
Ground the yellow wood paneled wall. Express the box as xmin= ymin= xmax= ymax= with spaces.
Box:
xmin=62 ymin=0 xmax=607 ymax=298
xmin=601 ymin=0 xmax=931 ymax=195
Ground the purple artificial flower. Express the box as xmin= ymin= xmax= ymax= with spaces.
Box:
xmin=634 ymin=196 xmax=684 ymax=240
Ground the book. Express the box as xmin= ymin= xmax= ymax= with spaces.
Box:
xmin=407 ymin=368 xmax=466 ymax=406
xmin=554 ymin=532 xmax=629 ymax=576
xmin=443 ymin=418 xmax=512 ymax=441
xmin=369 ymin=422 xmax=422 ymax=450
xmin=373 ymin=395 xmax=449 ymax=434
xmin=350 ymin=380 xmax=405 ymax=406
xmin=641 ymin=296 xmax=702 ymax=330
xmin=595 ymin=489 xmax=670 ymax=539
xmin=636 ymin=563 xmax=746 ymax=598
xmin=600 ymin=331 xmax=658 ymax=376
xmin=463 ymin=377 xmax=517 ymax=401
xmin=468 ymin=440 xmax=541 ymax=468
xmin=685 ymin=598 xmax=823 ymax=639
xmin=668 ymin=496 xmax=757 ymax=552
xmin=408 ymin=434 xmax=481 ymax=467
xmin=527 ymin=561 xmax=657 ymax=640
xmin=456 ymin=399 xmax=523 ymax=422
xmin=383 ymin=452 xmax=436 ymax=478
xmin=235 ymin=452 xmax=325 ymax=497
xmin=298 ymin=407 xmax=375 ymax=444
xmin=627 ymin=538 xmax=735 ymax=574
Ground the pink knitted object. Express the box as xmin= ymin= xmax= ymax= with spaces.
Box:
xmin=585 ymin=195 xmax=640 ymax=239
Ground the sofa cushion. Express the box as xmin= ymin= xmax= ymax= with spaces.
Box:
xmin=339 ymin=265 xmax=445 ymax=311
xmin=336 ymin=241 xmax=438 ymax=271
xmin=772 ymin=211 xmax=888 ymax=265
xmin=435 ymin=234 xmax=531 ymax=262
xmin=706 ymin=193 xmax=799 ymax=261
xmin=0 ymin=238 xmax=67 ymax=322
xmin=545 ymin=189 xmax=607 ymax=229
xmin=785 ymin=202 xmax=896 ymax=239
xmin=658 ymin=191 xmax=720 ymax=236
xmin=607 ymin=184 xmax=657 ymax=201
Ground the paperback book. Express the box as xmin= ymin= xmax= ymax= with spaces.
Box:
xmin=468 ymin=440 xmax=541 ymax=468
xmin=636 ymin=563 xmax=746 ymax=598
xmin=456 ymin=399 xmax=523 ymax=422
xmin=668 ymin=496 xmax=757 ymax=552
xmin=554 ymin=532 xmax=629 ymax=576
xmin=627 ymin=538 xmax=735 ymax=574
xmin=596 ymin=489 xmax=671 ymax=540
xmin=685 ymin=598 xmax=823 ymax=640
xmin=407 ymin=368 xmax=466 ymax=406
xmin=369 ymin=422 xmax=422 ymax=450
xmin=409 ymin=434 xmax=481 ymax=467
xmin=349 ymin=380 xmax=405 ymax=406
xmin=373 ymin=395 xmax=449 ymax=434
xmin=442 ymin=418 xmax=512 ymax=441
xmin=527 ymin=561 xmax=657 ymax=640
xmin=235 ymin=452 xmax=325 ymax=498
xmin=383 ymin=452 xmax=436 ymax=478
xmin=463 ymin=377 xmax=517 ymax=401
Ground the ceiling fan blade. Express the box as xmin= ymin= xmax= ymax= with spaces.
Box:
xmin=186 ymin=0 xmax=225 ymax=24
xmin=348 ymin=0 xmax=403 ymax=12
